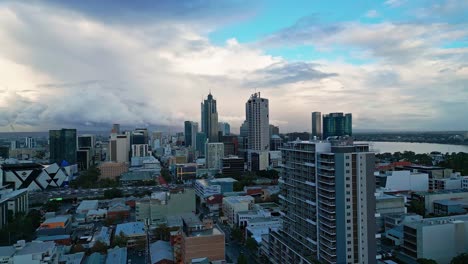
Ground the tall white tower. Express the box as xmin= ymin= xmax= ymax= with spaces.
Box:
xmin=246 ymin=92 xmax=270 ymax=170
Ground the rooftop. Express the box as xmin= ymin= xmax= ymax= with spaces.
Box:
xmin=115 ymin=222 xmax=145 ymax=237
xmin=41 ymin=215 xmax=70 ymax=225
xmin=120 ymin=171 xmax=155 ymax=181
xmin=189 ymin=227 xmax=223 ymax=237
xmin=415 ymin=189 xmax=468 ymax=196
xmin=35 ymin=235 xmax=71 ymax=241
xmin=105 ymin=247 xmax=127 ymax=264
xmin=77 ymin=200 xmax=98 ymax=211
xmin=59 ymin=252 xmax=85 ymax=264
xmin=223 ymin=195 xmax=254 ymax=204
xmin=150 ymin=241 xmax=173 ymax=263
xmin=405 ymin=214 xmax=468 ymax=229
xmin=181 ymin=213 xmax=202 ymax=227
xmin=15 ymin=241 xmax=55 ymax=255
xmin=0 ymin=246 xmax=15 ymax=257
xmin=210 ymin=178 xmax=237 ymax=183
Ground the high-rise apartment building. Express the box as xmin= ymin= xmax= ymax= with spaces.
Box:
xmin=196 ymin=132 xmax=207 ymax=156
xmin=25 ymin=137 xmax=36 ymax=148
xmin=184 ymin=121 xmax=198 ymax=147
xmin=109 ymin=134 xmax=130 ymax=163
xmin=311 ymin=112 xmax=322 ymax=139
xmin=205 ymin=143 xmax=224 ymax=171
xmin=49 ymin=128 xmax=77 ymax=164
xmin=323 ymin=113 xmax=352 ymax=139
xmin=246 ymin=92 xmax=269 ymax=171
xmin=201 ymin=93 xmax=219 ymax=143
xmin=265 ymin=140 xmax=376 ymax=264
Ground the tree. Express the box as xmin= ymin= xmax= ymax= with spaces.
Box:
xmin=112 ymin=232 xmax=128 ymax=247
xmin=161 ymin=168 xmax=172 ymax=183
xmin=231 ymin=227 xmax=243 ymax=241
xmin=450 ymin=253 xmax=468 ymax=264
xmin=417 ymin=258 xmax=438 ymax=264
xmin=245 ymin=237 xmax=258 ymax=251
xmin=238 ymin=254 xmax=248 ymax=264
xmin=71 ymin=244 xmax=85 ymax=254
xmin=43 ymin=200 xmax=60 ymax=212
xmin=104 ymin=188 xmax=123 ymax=199
xmin=91 ymin=241 xmax=108 ymax=254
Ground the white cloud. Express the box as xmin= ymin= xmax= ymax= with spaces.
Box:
xmin=365 ymin=10 xmax=379 ymax=18
xmin=384 ymin=0 xmax=405 ymax=7
xmin=0 ymin=2 xmax=467 ymax=133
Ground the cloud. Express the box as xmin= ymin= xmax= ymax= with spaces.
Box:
xmin=384 ymin=0 xmax=405 ymax=7
xmin=244 ymin=62 xmax=338 ymax=88
xmin=365 ymin=10 xmax=379 ymax=18
xmin=0 ymin=1 xmax=467 ymax=133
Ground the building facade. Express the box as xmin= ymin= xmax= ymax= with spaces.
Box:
xmin=246 ymin=93 xmax=269 ymax=171
xmin=322 ymin=113 xmax=352 ymax=139
xmin=311 ymin=112 xmax=322 ymax=139
xmin=205 ymin=143 xmax=224 ymax=171
xmin=266 ymin=140 xmax=376 ymax=264
xmin=49 ymin=128 xmax=77 ymax=164
xmin=201 ymin=93 xmax=219 ymax=143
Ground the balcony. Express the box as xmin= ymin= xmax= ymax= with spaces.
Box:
xmin=319 ymin=232 xmax=337 ymax=243
xmin=318 ymin=165 xmax=335 ymax=171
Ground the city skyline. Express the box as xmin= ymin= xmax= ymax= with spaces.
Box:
xmin=1 ymin=1 xmax=467 ymax=133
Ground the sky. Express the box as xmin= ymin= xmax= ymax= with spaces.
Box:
xmin=0 ymin=0 xmax=467 ymax=133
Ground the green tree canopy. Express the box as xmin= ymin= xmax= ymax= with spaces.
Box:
xmin=417 ymin=258 xmax=438 ymax=264
xmin=450 ymin=253 xmax=468 ymax=264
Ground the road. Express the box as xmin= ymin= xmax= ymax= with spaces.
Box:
xmin=28 ymin=185 xmax=190 ymax=205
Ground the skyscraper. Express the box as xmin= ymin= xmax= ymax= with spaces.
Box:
xmin=218 ymin=122 xmax=231 ymax=136
xmin=196 ymin=132 xmax=207 ymax=156
xmin=184 ymin=121 xmax=199 ymax=148
xmin=269 ymin=124 xmax=279 ymax=139
xmin=201 ymin=92 xmax=219 ymax=143
xmin=246 ymin=92 xmax=269 ymax=170
xmin=323 ymin=112 xmax=352 ymax=139
xmin=311 ymin=111 xmax=322 ymax=139
xmin=109 ymin=134 xmax=130 ymax=163
xmin=49 ymin=128 xmax=77 ymax=164
xmin=264 ymin=140 xmax=376 ymax=264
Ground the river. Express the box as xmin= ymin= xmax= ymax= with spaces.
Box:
xmin=355 ymin=141 xmax=468 ymax=154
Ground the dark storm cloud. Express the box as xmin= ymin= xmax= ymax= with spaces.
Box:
xmin=244 ymin=62 xmax=338 ymax=88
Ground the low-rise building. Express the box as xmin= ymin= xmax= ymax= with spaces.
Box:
xmin=375 ymin=170 xmax=428 ymax=192
xmin=402 ymin=214 xmax=468 ymax=264
xmin=222 ymin=196 xmax=254 ymax=226
xmin=36 ymin=215 xmax=72 ymax=237
xmin=105 ymin=246 xmax=127 ymax=264
xmin=86 ymin=209 xmax=107 ymax=222
xmin=245 ymin=217 xmax=282 ymax=243
xmin=136 ymin=189 xmax=196 ymax=226
xmin=76 ymin=200 xmax=99 ymax=215
xmin=175 ymin=163 xmax=198 ymax=182
xmin=376 ymin=192 xmax=407 ymax=233
xmin=99 ymin=162 xmax=129 ymax=180
xmin=150 ymin=241 xmax=174 ymax=264
xmin=181 ymin=227 xmax=224 ymax=264
xmin=0 ymin=188 xmax=28 ymax=229
xmin=194 ymin=178 xmax=237 ymax=199
xmin=221 ymin=156 xmax=244 ymax=177
xmin=107 ymin=203 xmax=131 ymax=221
xmin=413 ymin=189 xmax=468 ymax=215
xmin=114 ymin=222 xmax=146 ymax=248
xmin=0 ymin=246 xmax=15 ymax=264
xmin=13 ymin=241 xmax=58 ymax=264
